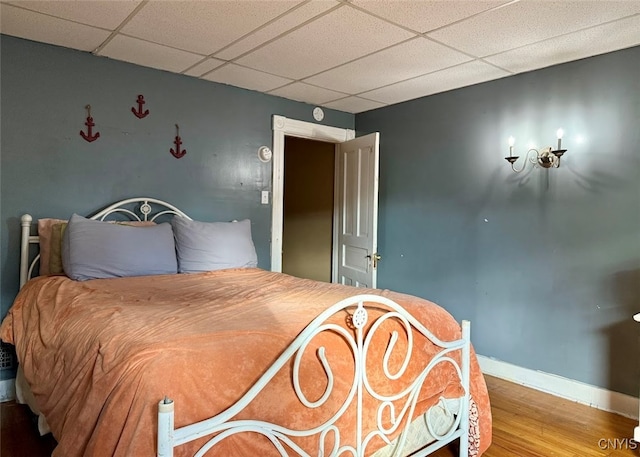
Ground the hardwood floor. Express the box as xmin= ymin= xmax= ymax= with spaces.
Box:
xmin=432 ymin=376 xmax=639 ymax=457
xmin=1 ymin=376 xmax=637 ymax=456
xmin=0 ymin=401 xmax=56 ymax=457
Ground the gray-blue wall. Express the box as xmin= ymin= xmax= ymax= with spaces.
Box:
xmin=357 ymin=46 xmax=640 ymax=396
xmin=3 ymin=34 xmax=639 ymax=396
xmin=0 ymin=35 xmax=353 ymax=321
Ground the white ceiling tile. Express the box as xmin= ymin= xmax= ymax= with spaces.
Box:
xmin=98 ymin=35 xmax=204 ymax=73
xmin=236 ymin=5 xmax=416 ymax=80
xmin=0 ymin=3 xmax=111 ymax=52
xmin=304 ymin=37 xmax=472 ymax=94
xmin=323 ymin=96 xmax=386 ymax=114
xmin=4 ymin=1 xmax=141 ymax=30
xmin=429 ymin=1 xmax=640 ymax=57
xmin=121 ymin=0 xmax=303 ymax=56
xmin=351 ymin=0 xmax=508 ymax=33
xmin=202 ymin=64 xmax=293 ymax=93
xmin=183 ymin=58 xmax=226 ymax=77
xmin=485 ymin=14 xmax=640 ymax=74
xmin=361 ymin=60 xmax=510 ymax=104
xmin=2 ymin=0 xmax=639 ymax=107
xmin=215 ymin=0 xmax=339 ymax=60
xmin=269 ymin=82 xmax=348 ymax=105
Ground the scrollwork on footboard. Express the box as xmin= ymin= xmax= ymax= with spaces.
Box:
xmin=157 ymin=294 xmax=471 ymax=457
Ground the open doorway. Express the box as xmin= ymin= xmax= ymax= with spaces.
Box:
xmin=270 ymin=115 xmax=380 ymax=288
xmin=282 ymin=137 xmax=335 ymax=282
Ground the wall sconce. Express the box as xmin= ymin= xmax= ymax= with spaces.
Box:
xmin=505 ymin=129 xmax=567 ymax=173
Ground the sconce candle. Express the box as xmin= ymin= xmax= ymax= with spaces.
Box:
xmin=504 ymin=129 xmax=567 ymax=173
xmin=556 ymin=128 xmax=564 ymax=151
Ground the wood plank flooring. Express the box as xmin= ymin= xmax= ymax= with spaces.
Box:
xmin=432 ymin=376 xmax=639 ymax=457
xmin=1 ymin=375 xmax=637 ymax=456
xmin=0 ymin=401 xmax=56 ymax=457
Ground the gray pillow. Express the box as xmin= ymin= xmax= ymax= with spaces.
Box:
xmin=62 ymin=213 xmax=177 ymax=281
xmin=171 ymin=217 xmax=258 ymax=273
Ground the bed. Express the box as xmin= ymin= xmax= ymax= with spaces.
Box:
xmin=0 ymin=197 xmax=491 ymax=457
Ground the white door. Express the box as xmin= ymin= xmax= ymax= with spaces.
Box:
xmin=333 ymin=132 xmax=380 ymax=288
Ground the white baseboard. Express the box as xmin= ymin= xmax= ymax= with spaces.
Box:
xmin=477 ymin=355 xmax=639 ymax=420
xmin=0 ymin=378 xmax=16 ymax=402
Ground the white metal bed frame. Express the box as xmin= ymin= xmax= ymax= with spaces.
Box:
xmin=18 ymin=197 xmax=473 ymax=457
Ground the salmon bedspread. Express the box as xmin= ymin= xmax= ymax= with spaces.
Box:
xmin=0 ymin=268 xmax=491 ymax=456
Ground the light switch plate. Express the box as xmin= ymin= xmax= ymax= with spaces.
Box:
xmin=261 ymin=191 xmax=269 ymax=204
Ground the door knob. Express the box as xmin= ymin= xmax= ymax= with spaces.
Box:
xmin=367 ymin=253 xmax=382 ymax=269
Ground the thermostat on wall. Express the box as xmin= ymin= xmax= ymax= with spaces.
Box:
xmin=313 ymin=107 xmax=324 ymax=121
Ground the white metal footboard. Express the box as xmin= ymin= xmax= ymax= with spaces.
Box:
xmin=157 ymin=294 xmax=471 ymax=457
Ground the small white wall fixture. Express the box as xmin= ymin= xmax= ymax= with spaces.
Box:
xmin=270 ymin=115 xmax=354 ymax=273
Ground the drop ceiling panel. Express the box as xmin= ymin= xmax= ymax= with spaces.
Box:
xmin=4 ymin=0 xmax=142 ymax=30
xmin=351 ymin=0 xmax=508 ymax=33
xmin=0 ymin=4 xmax=111 ymax=52
xmin=98 ymin=35 xmax=204 ymax=73
xmin=2 ymin=0 xmax=640 ymax=114
xmin=215 ymin=0 xmax=339 ymax=61
xmin=269 ymin=82 xmax=348 ymax=105
xmin=361 ymin=61 xmax=510 ymax=104
xmin=428 ymin=1 xmax=640 ymax=57
xmin=202 ymin=64 xmax=293 ymax=93
xmin=121 ymin=0 xmax=303 ymax=56
xmin=485 ymin=14 xmax=640 ymax=74
xmin=236 ymin=5 xmax=416 ymax=80
xmin=304 ymin=37 xmax=473 ymax=95
xmin=183 ymin=58 xmax=226 ymax=77
xmin=324 ymin=96 xmax=386 ymax=114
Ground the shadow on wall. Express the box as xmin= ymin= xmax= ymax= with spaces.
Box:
xmin=605 ymin=268 xmax=640 ymax=396
xmin=2 ymin=216 xmax=24 ymax=308
xmin=565 ymin=157 xmax=638 ymax=195
xmin=0 ymin=216 xmax=24 ymax=380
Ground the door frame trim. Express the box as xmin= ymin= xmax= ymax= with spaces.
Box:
xmin=271 ymin=115 xmax=355 ymax=273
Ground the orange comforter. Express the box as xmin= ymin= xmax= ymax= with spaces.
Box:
xmin=0 ymin=268 xmax=491 ymax=456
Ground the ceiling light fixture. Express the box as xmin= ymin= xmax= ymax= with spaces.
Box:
xmin=505 ymin=129 xmax=567 ymax=173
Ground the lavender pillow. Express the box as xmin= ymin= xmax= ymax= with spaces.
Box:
xmin=170 ymin=217 xmax=258 ymax=273
xmin=62 ymin=214 xmax=177 ymax=281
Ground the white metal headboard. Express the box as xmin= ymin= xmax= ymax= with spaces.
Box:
xmin=19 ymin=197 xmax=192 ymax=289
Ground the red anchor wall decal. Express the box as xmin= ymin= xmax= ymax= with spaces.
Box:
xmin=79 ymin=105 xmax=100 ymax=142
xmin=131 ymin=94 xmax=149 ymax=119
xmin=170 ymin=124 xmax=186 ymax=159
